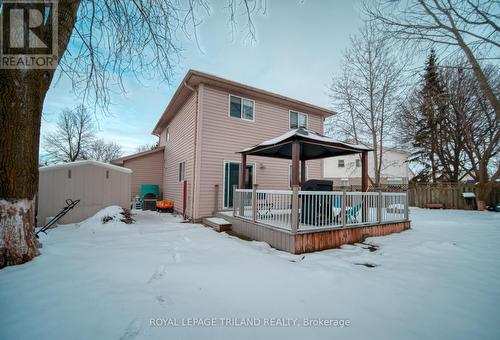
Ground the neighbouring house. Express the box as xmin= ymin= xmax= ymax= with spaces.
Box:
xmin=112 ymin=69 xmax=334 ymax=221
xmin=37 ymin=160 xmax=132 ymax=226
xmin=323 ymin=145 xmax=412 ymax=187
xmin=111 ymin=147 xmax=165 ymax=199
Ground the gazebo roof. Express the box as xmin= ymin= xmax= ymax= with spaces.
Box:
xmin=240 ymin=128 xmax=372 ymax=161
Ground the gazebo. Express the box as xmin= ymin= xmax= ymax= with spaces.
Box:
xmin=218 ymin=128 xmax=410 ymax=254
xmin=239 ymin=128 xmax=372 ymax=190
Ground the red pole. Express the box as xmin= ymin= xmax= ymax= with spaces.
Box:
xmin=183 ymin=180 xmax=187 ymax=218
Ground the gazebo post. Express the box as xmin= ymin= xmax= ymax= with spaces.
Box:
xmin=361 ymin=151 xmax=368 ymax=223
xmin=240 ymin=153 xmax=247 ymax=189
xmin=300 ymin=159 xmax=306 ymax=186
xmin=291 ymin=142 xmax=300 ymax=233
xmin=239 ymin=153 xmax=247 ymax=216
xmin=361 ymin=151 xmax=368 ymax=192
xmin=291 ymin=142 xmax=300 ymax=187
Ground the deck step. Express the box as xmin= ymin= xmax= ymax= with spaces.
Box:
xmin=203 ymin=217 xmax=232 ymax=232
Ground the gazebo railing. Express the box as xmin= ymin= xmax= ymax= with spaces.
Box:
xmin=233 ymin=187 xmax=408 ymax=232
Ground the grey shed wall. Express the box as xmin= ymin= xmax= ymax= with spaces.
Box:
xmin=37 ymin=161 xmax=132 ymax=226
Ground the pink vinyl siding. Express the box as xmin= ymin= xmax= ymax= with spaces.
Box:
xmin=121 ymin=150 xmax=164 ymax=199
xmin=161 ymin=91 xmax=197 ymax=217
xmin=195 ymin=85 xmax=323 ymax=219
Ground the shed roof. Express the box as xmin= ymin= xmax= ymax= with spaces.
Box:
xmin=240 ymin=128 xmax=371 ymax=161
xmin=111 ymin=147 xmax=164 ymax=165
xmin=39 ymin=160 xmax=132 ymax=174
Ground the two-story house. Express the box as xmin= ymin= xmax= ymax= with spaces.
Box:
xmin=323 ymin=145 xmax=412 ymax=187
xmin=113 ymin=70 xmax=335 ymax=221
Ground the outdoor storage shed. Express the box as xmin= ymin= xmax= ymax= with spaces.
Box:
xmin=37 ymin=160 xmax=132 ymax=226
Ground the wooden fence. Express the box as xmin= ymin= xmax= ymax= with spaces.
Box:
xmin=407 ymin=183 xmax=500 ymax=209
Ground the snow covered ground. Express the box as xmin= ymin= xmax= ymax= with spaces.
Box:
xmin=1 ymin=207 xmax=499 ymax=340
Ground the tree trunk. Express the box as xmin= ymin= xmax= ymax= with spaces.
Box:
xmin=0 ymin=69 xmax=51 ymax=267
xmin=475 ymin=159 xmax=491 ymax=211
xmin=0 ymin=1 xmax=81 ymax=268
xmin=371 ymin=134 xmax=380 ymax=186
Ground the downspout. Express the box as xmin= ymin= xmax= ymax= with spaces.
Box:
xmin=183 ymin=81 xmax=198 ymax=221
xmin=188 ymin=81 xmax=199 ymax=221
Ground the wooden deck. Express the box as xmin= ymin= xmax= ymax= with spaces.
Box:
xmin=294 ymin=221 xmax=410 ymax=254
xmin=217 ymin=212 xmax=410 ymax=254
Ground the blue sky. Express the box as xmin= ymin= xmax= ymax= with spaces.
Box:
xmin=41 ymin=1 xmax=363 ymax=156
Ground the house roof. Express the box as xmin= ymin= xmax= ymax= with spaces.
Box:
xmin=152 ymin=70 xmax=336 ymax=135
xmin=39 ymin=160 xmax=133 ymax=174
xmin=240 ymin=128 xmax=371 ymax=161
xmin=110 ymin=147 xmax=164 ymax=165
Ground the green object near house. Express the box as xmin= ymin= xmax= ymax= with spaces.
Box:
xmin=140 ymin=184 xmax=160 ymax=210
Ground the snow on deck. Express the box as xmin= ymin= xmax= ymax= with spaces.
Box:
xmin=1 ymin=208 xmax=499 ymax=340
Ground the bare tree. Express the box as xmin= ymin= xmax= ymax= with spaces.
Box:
xmin=398 ymin=53 xmax=468 ymax=183
xmin=399 ymin=58 xmax=499 ymax=208
xmin=328 ymin=22 xmax=406 ymax=185
xmin=136 ymin=140 xmax=160 ymax=153
xmin=43 ymin=106 xmax=96 ymax=163
xmin=0 ymin=0 xmax=264 ymax=268
xmin=450 ymin=64 xmax=499 ymax=209
xmin=84 ymin=140 xmax=123 ymax=163
xmin=366 ymin=0 xmax=500 ymax=120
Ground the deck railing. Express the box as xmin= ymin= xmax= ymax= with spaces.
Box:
xmin=233 ymin=186 xmax=408 ymax=232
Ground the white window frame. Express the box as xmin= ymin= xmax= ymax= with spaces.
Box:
xmin=289 ymin=110 xmax=308 ymax=129
xmin=355 ymin=159 xmax=361 ymax=168
xmin=222 ymin=160 xmax=257 ymax=209
xmin=340 ymin=178 xmax=349 ymax=187
xmin=228 ymin=94 xmax=255 ymax=122
xmin=288 ymin=163 xmax=308 ymax=188
xmin=165 ymin=126 xmax=170 ymax=142
xmin=178 ymin=161 xmax=185 ymax=182
xmin=338 ymin=159 xmax=345 ymax=168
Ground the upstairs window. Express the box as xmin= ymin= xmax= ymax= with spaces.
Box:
xmin=165 ymin=126 xmax=170 ymax=142
xmin=338 ymin=159 xmax=345 ymax=168
xmin=356 ymin=159 xmax=361 ymax=168
xmin=289 ymin=111 xmax=307 ymax=129
xmin=229 ymin=95 xmax=254 ymax=121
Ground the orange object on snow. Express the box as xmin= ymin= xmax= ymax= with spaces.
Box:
xmin=156 ymin=200 xmax=174 ymax=209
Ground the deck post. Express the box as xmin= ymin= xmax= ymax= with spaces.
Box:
xmin=252 ymin=184 xmax=257 ymax=222
xmin=291 ymin=142 xmax=300 ymax=187
xmin=341 ymin=189 xmax=346 ymax=228
xmin=377 ymin=190 xmax=382 ymax=224
xmin=291 ymin=185 xmax=299 ymax=233
xmin=232 ymin=185 xmax=237 ymax=216
xmin=239 ymin=154 xmax=247 ymax=216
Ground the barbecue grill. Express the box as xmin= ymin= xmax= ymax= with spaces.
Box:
xmin=300 ymin=179 xmax=334 ymax=225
